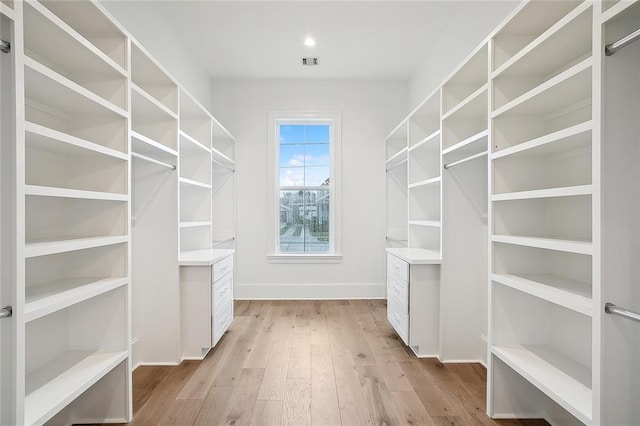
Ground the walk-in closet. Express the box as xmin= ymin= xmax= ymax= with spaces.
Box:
xmin=0 ymin=0 xmax=638 ymax=425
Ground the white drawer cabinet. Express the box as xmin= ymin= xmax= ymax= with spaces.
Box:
xmin=180 ymin=250 xmax=234 ymax=360
xmin=386 ymin=252 xmax=440 ymax=357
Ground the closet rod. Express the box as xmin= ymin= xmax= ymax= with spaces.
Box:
xmin=605 ymin=27 xmax=640 ymax=55
xmin=212 ymin=237 xmax=235 ymax=247
xmin=385 ymin=157 xmax=408 ymax=173
xmin=0 ymin=39 xmax=9 ymax=54
xmin=385 ymin=237 xmax=408 ymax=246
xmin=443 ymin=151 xmax=488 ymax=169
xmin=132 ymin=152 xmax=176 ymax=170
xmin=212 ymin=158 xmax=235 ymax=172
xmin=605 ymin=303 xmax=640 ymax=323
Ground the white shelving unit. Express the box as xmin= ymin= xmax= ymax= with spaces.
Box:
xmin=440 ymin=42 xmax=489 ymax=364
xmin=130 ymin=40 xmax=180 ymax=368
xmin=488 ymin=2 xmax=596 ymax=424
xmin=211 ymin=118 xmax=236 ymax=250
xmin=18 ymin=0 xmax=132 ymax=424
xmin=385 ymin=89 xmax=442 ymax=358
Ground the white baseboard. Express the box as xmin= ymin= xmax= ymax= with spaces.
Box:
xmin=235 ymin=282 xmax=386 ymax=300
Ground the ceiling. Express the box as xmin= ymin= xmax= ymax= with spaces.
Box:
xmin=147 ymin=1 xmax=518 ymax=80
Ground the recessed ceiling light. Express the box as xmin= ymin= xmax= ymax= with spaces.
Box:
xmin=304 ymin=37 xmax=316 ymax=47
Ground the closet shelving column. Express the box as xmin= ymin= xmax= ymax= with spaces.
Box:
xmin=211 ymin=118 xmax=236 ymax=250
xmin=130 ymin=40 xmax=180 ymax=367
xmin=600 ymin=2 xmax=640 ymax=424
xmin=487 ymin=1 xmax=595 ymax=424
xmin=439 ymin=42 xmax=489 ymax=364
xmin=20 ymin=0 xmax=132 ymax=424
xmin=384 ymin=119 xmax=408 ymax=249
xmin=385 ymin=91 xmax=441 ymax=358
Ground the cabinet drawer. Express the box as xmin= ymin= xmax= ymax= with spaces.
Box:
xmin=387 ymin=253 xmax=408 ymax=282
xmin=212 ymin=255 xmax=233 ymax=282
xmin=387 ymin=274 xmax=408 ymax=307
xmin=213 ymin=298 xmax=233 ymax=346
xmin=212 ymin=273 xmax=233 ymax=311
xmin=387 ymin=293 xmax=409 ymax=345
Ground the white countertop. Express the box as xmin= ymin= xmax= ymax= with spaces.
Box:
xmin=179 ymin=249 xmax=235 ymax=266
xmin=386 ymin=247 xmax=442 ymax=265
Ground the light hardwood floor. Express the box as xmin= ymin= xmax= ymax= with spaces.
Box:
xmin=117 ymin=300 xmax=548 ymax=426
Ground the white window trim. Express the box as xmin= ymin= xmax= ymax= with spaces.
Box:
xmin=267 ymin=111 xmax=342 ymax=263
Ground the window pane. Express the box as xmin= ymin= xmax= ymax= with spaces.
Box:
xmin=304 ymin=125 xmax=329 ymax=144
xmin=280 ymin=124 xmax=304 ymax=144
xmin=304 ymin=190 xmax=330 ymax=253
xmin=279 ymin=144 xmax=304 ymax=168
xmin=280 ymin=166 xmax=304 ymax=187
xmin=305 ymin=143 xmax=329 ymax=166
xmin=305 ymin=165 xmax=330 ymax=186
xmin=279 ymin=190 xmax=305 ymax=253
xmin=279 ymin=190 xmax=329 ymax=253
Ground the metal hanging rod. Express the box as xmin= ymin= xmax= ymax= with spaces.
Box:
xmin=212 ymin=237 xmax=235 ymax=247
xmin=605 ymin=28 xmax=640 ymax=56
xmin=212 ymin=158 xmax=235 ymax=172
xmin=132 ymin=152 xmax=176 ymax=170
xmin=605 ymin=303 xmax=640 ymax=323
xmin=385 ymin=157 xmax=408 ymax=173
xmin=0 ymin=39 xmax=10 ymax=54
xmin=444 ymin=151 xmax=488 ymax=170
xmin=0 ymin=306 xmax=12 ymax=319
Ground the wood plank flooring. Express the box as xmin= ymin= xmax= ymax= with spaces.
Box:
xmin=116 ymin=300 xmax=548 ymax=426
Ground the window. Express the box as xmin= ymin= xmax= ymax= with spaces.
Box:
xmin=268 ymin=112 xmax=341 ymax=261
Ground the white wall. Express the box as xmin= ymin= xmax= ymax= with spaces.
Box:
xmin=407 ymin=1 xmax=518 ymax=110
xmin=210 ymin=79 xmax=407 ymax=299
xmin=100 ymin=1 xmax=213 ymax=111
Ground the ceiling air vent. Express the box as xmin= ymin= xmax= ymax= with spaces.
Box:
xmin=302 ymin=57 xmax=319 ymax=66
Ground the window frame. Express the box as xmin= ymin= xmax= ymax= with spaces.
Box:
xmin=267 ymin=111 xmax=342 ymax=263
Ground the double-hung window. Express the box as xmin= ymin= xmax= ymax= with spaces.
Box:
xmin=268 ymin=112 xmax=341 ymax=261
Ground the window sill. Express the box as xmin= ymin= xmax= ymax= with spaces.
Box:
xmin=267 ymin=254 xmax=342 ymax=264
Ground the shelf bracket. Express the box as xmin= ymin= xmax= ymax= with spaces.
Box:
xmin=0 ymin=306 xmax=12 ymax=319
xmin=0 ymin=40 xmax=10 ymax=54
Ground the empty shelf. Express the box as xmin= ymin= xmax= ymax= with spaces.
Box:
xmin=386 ymin=247 xmax=442 ymax=265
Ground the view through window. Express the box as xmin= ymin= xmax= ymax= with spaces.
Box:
xmin=278 ymin=122 xmax=331 ymax=253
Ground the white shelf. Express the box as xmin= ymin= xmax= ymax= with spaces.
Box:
xmin=492 ymin=273 xmax=592 ymax=316
xmin=179 ymin=248 xmax=235 ymax=266
xmin=25 ymin=277 xmax=128 ymax=323
xmin=492 ymin=121 xmax=592 ymax=160
xmin=409 ymin=220 xmax=441 ymax=228
xmin=179 ymin=221 xmax=211 ymax=228
xmin=180 ymin=131 xmax=211 ymax=154
xmin=25 ymin=236 xmax=128 ymax=258
xmin=211 ymin=147 xmax=235 ymax=168
xmin=25 ymin=121 xmax=128 ymax=160
xmin=492 ymin=235 xmax=593 ymax=255
xmin=179 ymin=177 xmax=212 ymax=190
xmin=385 ymin=146 xmax=408 ymax=168
xmin=409 ymin=130 xmax=440 ymax=152
xmin=442 ymin=84 xmax=488 ymax=121
xmin=131 ymin=130 xmax=178 ymax=157
xmin=24 ymin=0 xmax=126 ymax=77
xmin=492 ymin=58 xmax=592 ymax=118
xmin=386 ymin=247 xmax=441 ymax=265
xmin=385 ymin=117 xmax=408 ymax=141
xmin=492 ymin=345 xmax=592 ymax=425
xmin=442 ymin=129 xmax=488 ymax=156
xmin=25 ymin=185 xmax=127 ymax=202
xmin=492 ymin=185 xmax=592 ymax=201
xmin=492 ymin=2 xmax=592 ymax=80
xmin=24 ymin=56 xmax=127 ymax=118
xmin=131 ymin=83 xmax=178 ymax=120
xmin=408 ymin=176 xmax=441 ymax=189
xmin=0 ymin=2 xmax=15 ymax=20
xmin=25 ymin=350 xmax=128 ymax=426
xmin=601 ymin=0 xmax=639 ymax=23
